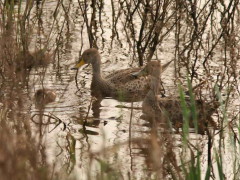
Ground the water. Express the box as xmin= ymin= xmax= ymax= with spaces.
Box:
xmin=25 ymin=1 xmax=149 ymax=176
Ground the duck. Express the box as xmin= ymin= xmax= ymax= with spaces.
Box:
xmin=136 ymin=60 xmax=218 ymax=133
xmin=31 ymin=49 xmax=53 ymax=67
xmin=15 ymin=49 xmax=52 ymax=71
xmin=15 ymin=51 xmax=35 ymax=71
xmin=34 ymin=89 xmax=56 ymax=108
xmin=72 ymin=48 xmax=172 ymax=101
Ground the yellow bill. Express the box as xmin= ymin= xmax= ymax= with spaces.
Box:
xmin=73 ymin=59 xmax=85 ymax=69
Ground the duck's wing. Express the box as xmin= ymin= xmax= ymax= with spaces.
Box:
xmin=105 ymin=60 xmax=172 ymax=85
xmin=105 ymin=67 xmax=143 ymax=85
xmin=113 ymin=76 xmax=150 ymax=101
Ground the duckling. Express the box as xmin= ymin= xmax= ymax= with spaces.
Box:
xmin=34 ymin=89 xmax=56 ymax=107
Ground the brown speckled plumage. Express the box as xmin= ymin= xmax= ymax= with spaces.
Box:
xmin=74 ymin=48 xmax=153 ymax=101
xmin=141 ymin=61 xmax=218 ymax=134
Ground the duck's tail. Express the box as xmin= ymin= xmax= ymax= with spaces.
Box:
xmin=162 ymin=59 xmax=174 ymax=73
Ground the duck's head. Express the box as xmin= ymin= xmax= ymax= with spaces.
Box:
xmin=72 ymin=48 xmax=101 ymax=69
xmin=133 ymin=60 xmax=162 ymax=78
xmin=35 ymin=89 xmax=56 ymax=107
